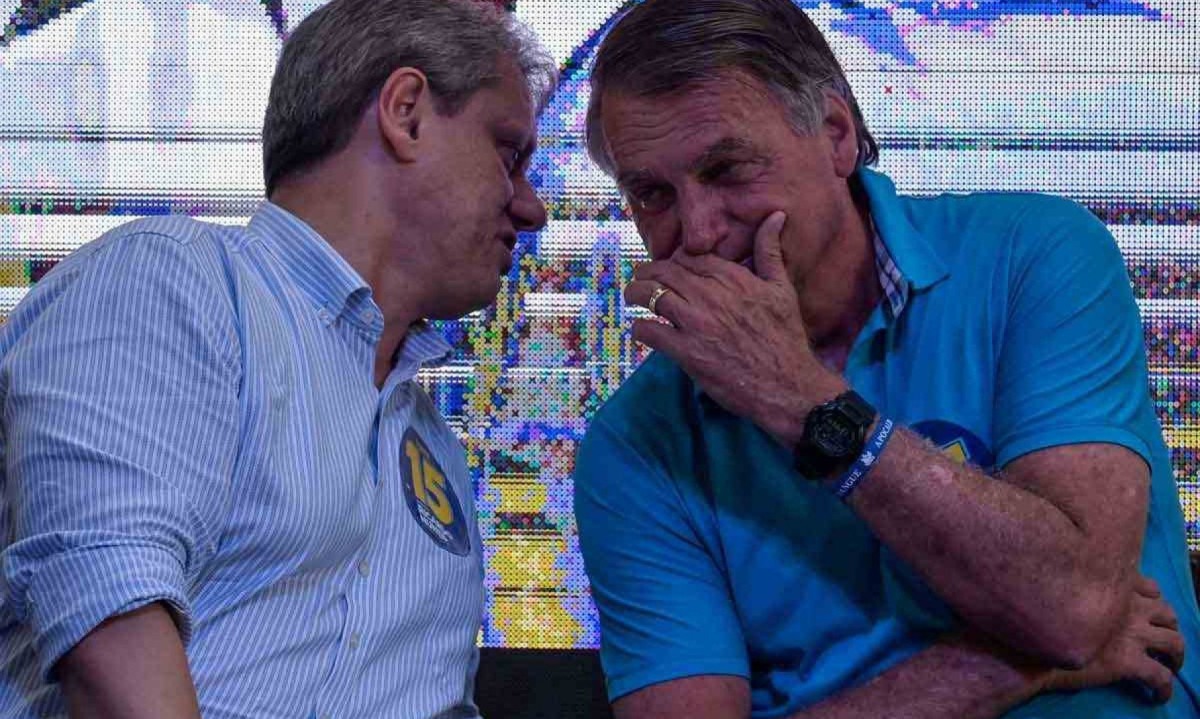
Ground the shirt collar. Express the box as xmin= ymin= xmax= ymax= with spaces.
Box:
xmin=391 ymin=321 xmax=454 ymax=383
xmin=871 ymin=222 xmax=908 ymax=320
xmin=247 ymin=201 xmax=381 ymax=333
xmin=858 ymin=167 xmax=950 ymax=299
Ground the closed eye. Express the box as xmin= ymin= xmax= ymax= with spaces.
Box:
xmin=500 ymin=145 xmax=521 ymax=174
xmin=624 ymin=183 xmax=674 ymax=214
xmin=690 ymin=137 xmax=770 ymax=184
xmin=701 ymin=160 xmax=734 ymax=182
xmin=699 ymin=158 xmax=760 ymax=185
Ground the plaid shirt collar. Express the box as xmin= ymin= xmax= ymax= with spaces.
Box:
xmin=872 ymin=224 xmax=909 ymax=320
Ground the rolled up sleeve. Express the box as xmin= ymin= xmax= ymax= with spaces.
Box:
xmin=0 ymin=228 xmax=241 ymax=679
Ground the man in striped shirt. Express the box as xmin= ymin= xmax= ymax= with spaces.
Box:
xmin=0 ymin=1 xmax=554 ymax=717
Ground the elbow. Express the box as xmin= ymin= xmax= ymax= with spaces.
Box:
xmin=1029 ymin=587 xmax=1125 ymax=670
xmin=1038 ymin=635 xmax=1100 ymax=672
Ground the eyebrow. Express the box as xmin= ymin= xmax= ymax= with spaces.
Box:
xmin=688 ymin=136 xmax=763 ymax=173
xmin=616 ymin=168 xmax=656 ymax=189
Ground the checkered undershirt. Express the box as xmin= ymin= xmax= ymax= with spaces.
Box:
xmin=872 ymin=226 xmax=909 ymax=320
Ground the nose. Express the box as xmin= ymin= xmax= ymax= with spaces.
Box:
xmin=677 ymin=184 xmax=727 ymax=255
xmin=509 ymin=176 xmax=548 ymax=233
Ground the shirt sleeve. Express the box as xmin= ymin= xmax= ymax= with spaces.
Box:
xmin=573 ymin=413 xmax=748 ymax=703
xmin=0 ymin=228 xmax=242 ymax=680
xmin=992 ymin=197 xmax=1152 ymax=469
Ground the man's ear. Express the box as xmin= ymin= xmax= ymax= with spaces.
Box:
xmin=821 ymin=91 xmax=859 ymax=179
xmin=378 ymin=67 xmax=431 ymax=164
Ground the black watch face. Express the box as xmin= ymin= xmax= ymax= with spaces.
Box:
xmin=811 ymin=409 xmax=861 ymax=458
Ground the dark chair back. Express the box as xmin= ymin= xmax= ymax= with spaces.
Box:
xmin=476 ymin=648 xmax=614 ymax=719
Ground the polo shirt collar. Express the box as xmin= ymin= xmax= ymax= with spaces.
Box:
xmin=858 ymin=167 xmax=950 ymax=294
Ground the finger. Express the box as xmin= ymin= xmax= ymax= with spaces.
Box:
xmin=624 ymin=280 xmax=689 ymax=325
xmin=635 ymin=258 xmax=712 ymax=300
xmin=752 ymin=211 xmax=788 ymax=283
xmin=631 ymin=258 xmax=677 ymax=282
xmin=1141 ymin=595 xmax=1180 ymax=630
xmin=625 ymin=278 xmax=684 ymax=307
xmin=1135 ymin=576 xmax=1162 ymax=599
xmin=670 ymin=250 xmax=752 ymax=281
xmin=1132 ymin=660 xmax=1175 ymax=704
xmin=1142 ymin=625 xmax=1186 ymax=672
xmin=630 ymin=317 xmax=685 ymax=356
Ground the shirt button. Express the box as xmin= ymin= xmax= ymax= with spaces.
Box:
xmin=357 ymin=559 xmax=371 ymax=578
xmin=348 ymin=631 xmax=362 ymax=650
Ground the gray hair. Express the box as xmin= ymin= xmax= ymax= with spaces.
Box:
xmin=585 ymin=0 xmax=878 ymax=177
xmin=263 ymin=0 xmax=557 ymax=195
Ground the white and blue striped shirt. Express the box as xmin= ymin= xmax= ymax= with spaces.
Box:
xmin=0 ymin=203 xmax=485 ymax=719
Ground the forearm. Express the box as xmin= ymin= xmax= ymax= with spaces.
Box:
xmin=789 ymin=635 xmax=1048 ymax=719
xmin=58 ymin=603 xmax=202 ymax=719
xmin=845 ymin=428 xmax=1136 ymax=665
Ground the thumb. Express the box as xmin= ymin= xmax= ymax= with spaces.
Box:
xmin=753 ymin=211 xmax=788 ymax=282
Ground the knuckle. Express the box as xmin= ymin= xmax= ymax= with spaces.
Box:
xmin=1171 ymin=635 xmax=1186 ymax=661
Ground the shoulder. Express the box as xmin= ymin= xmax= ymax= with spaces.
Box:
xmin=901 ymin=191 xmax=1122 ymax=288
xmin=3 ymin=216 xmax=246 ymax=352
xmin=37 ymin=216 xmax=243 ymax=295
xmin=576 ymin=352 xmax=697 ymax=486
xmin=98 ymin=215 xmax=248 ymax=266
xmin=913 ymin=191 xmax=1114 ymax=256
xmin=106 ymin=215 xmax=224 ymax=245
xmin=586 ymin=352 xmax=695 ymax=444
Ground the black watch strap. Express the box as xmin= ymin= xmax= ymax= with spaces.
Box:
xmin=838 ymin=390 xmax=875 ymax=428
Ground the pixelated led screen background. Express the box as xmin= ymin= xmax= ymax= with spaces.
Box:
xmin=1 ymin=0 xmax=1197 ymax=649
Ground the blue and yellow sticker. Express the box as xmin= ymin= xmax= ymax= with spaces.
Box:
xmin=910 ymin=419 xmax=995 ymax=470
xmin=400 ymin=428 xmax=471 ymax=556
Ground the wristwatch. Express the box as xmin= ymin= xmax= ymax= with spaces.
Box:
xmin=793 ymin=390 xmax=877 ymax=479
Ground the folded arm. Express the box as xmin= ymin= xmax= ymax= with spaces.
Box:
xmin=615 ymin=576 xmax=1183 ymax=719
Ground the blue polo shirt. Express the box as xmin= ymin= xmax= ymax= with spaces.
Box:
xmin=574 ymin=168 xmax=1200 ymax=717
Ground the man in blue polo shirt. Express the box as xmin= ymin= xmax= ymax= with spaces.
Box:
xmin=572 ymin=1 xmax=1200 ymax=717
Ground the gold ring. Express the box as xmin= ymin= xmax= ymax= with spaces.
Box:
xmin=647 ymin=286 xmax=672 ymax=315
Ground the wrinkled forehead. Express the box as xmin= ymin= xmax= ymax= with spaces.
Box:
xmin=599 ymin=73 xmax=787 ymax=169
xmin=603 ymin=70 xmax=775 ymax=118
